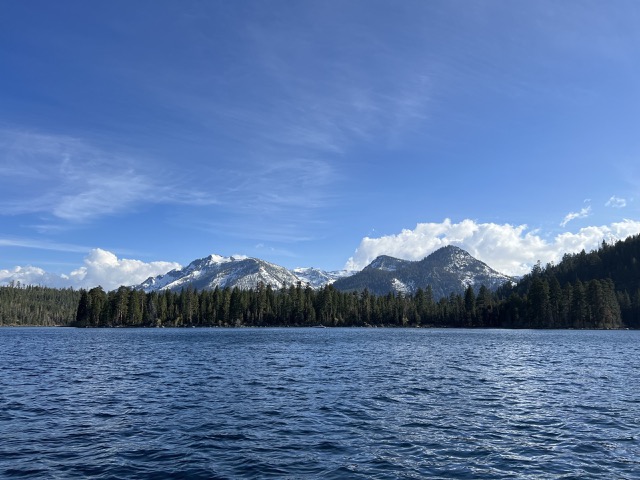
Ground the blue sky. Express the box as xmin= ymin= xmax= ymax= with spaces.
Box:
xmin=2 ymin=1 xmax=640 ymax=289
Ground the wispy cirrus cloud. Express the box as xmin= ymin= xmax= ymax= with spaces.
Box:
xmin=101 ymin=5 xmax=435 ymax=240
xmin=245 ymin=36 xmax=433 ymax=155
xmin=175 ymin=19 xmax=432 ymax=232
xmin=0 ymin=129 xmax=155 ymax=221
xmin=0 ymin=236 xmax=92 ymax=253
xmin=224 ymin=157 xmax=336 ymax=213
xmin=0 ymin=129 xmax=216 ymax=222
xmin=560 ymin=205 xmax=592 ymax=227
xmin=156 ymin=6 xmax=435 ymax=162
xmin=0 ymin=125 xmax=338 ymax=245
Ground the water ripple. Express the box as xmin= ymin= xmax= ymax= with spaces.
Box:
xmin=1 ymin=328 xmax=639 ymax=479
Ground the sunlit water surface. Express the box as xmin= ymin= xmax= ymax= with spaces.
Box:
xmin=1 ymin=328 xmax=639 ymax=479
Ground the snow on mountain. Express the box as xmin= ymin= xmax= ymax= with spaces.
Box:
xmin=390 ymin=277 xmax=413 ymax=295
xmin=434 ymin=245 xmax=510 ymax=290
xmin=136 ymin=246 xmax=511 ymax=296
xmin=292 ymin=267 xmax=352 ymax=289
xmin=138 ymin=255 xmax=300 ymax=292
xmin=138 ymin=254 xmax=354 ymax=292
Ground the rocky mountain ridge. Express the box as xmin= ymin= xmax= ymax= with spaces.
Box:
xmin=332 ymin=245 xmax=513 ymax=298
xmin=137 ymin=246 xmax=512 ymax=297
xmin=138 ymin=255 xmax=300 ymax=292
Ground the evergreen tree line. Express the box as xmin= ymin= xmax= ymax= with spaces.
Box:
xmin=75 ymin=282 xmax=499 ymax=328
xmin=497 ymin=234 xmax=640 ymax=329
xmin=73 ymin=278 xmax=636 ymax=329
xmin=0 ymin=283 xmax=81 ymax=326
xmin=498 ymin=277 xmax=628 ymax=329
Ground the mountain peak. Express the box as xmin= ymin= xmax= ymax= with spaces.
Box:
xmin=427 ymin=245 xmax=469 ymax=259
xmin=333 ymin=246 xmax=512 ymax=298
xmin=136 ymin=246 xmax=512 ymax=298
xmin=365 ymin=255 xmax=409 ymax=272
xmin=206 ymin=253 xmax=232 ymax=262
xmin=138 ymin=254 xmax=300 ymax=292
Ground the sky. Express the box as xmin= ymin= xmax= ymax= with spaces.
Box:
xmin=2 ymin=0 xmax=640 ymax=291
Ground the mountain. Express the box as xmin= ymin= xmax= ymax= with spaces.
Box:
xmin=138 ymin=255 xmax=302 ymax=292
xmin=332 ymin=245 xmax=512 ymax=298
xmin=365 ymin=255 xmax=411 ymax=272
xmin=137 ymin=246 xmax=511 ymax=296
xmin=291 ymin=267 xmax=352 ymax=289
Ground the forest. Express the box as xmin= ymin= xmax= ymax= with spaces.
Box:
xmin=0 ymin=283 xmax=81 ymax=326
xmin=2 ymin=234 xmax=640 ymax=329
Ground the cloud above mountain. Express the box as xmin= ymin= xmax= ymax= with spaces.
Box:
xmin=345 ymin=218 xmax=640 ymax=276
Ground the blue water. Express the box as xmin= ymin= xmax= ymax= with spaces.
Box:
xmin=1 ymin=328 xmax=639 ymax=479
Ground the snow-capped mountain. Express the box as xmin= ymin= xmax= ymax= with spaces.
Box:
xmin=332 ymin=245 xmax=513 ymax=298
xmin=291 ymin=267 xmax=352 ymax=289
xmin=138 ymin=255 xmax=302 ymax=292
xmin=136 ymin=246 xmax=511 ymax=296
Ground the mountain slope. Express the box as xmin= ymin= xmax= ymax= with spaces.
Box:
xmin=139 ymin=255 xmax=301 ymax=292
xmin=137 ymin=246 xmax=511 ymax=296
xmin=333 ymin=245 xmax=512 ymax=298
xmin=291 ymin=267 xmax=351 ymax=289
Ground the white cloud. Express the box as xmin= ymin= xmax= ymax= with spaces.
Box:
xmin=0 ymin=266 xmax=71 ymax=289
xmin=0 ymin=130 xmax=153 ymax=221
xmin=0 ymin=129 xmax=215 ymax=222
xmin=560 ymin=205 xmax=591 ymax=227
xmin=605 ymin=195 xmax=627 ymax=208
xmin=0 ymin=249 xmax=181 ymax=291
xmin=345 ymin=218 xmax=640 ymax=277
xmin=0 ymin=237 xmax=91 ymax=253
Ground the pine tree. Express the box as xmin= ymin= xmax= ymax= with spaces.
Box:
xmin=528 ymin=278 xmax=550 ymax=328
xmin=464 ymin=286 xmax=476 ymax=326
xmin=75 ymin=290 xmax=90 ymax=327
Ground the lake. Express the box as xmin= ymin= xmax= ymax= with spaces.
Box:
xmin=1 ymin=328 xmax=639 ymax=479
